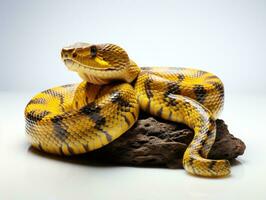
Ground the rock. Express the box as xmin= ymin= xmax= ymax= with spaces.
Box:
xmin=90 ymin=112 xmax=246 ymax=168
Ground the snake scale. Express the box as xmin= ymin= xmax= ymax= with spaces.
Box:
xmin=25 ymin=43 xmax=231 ymax=177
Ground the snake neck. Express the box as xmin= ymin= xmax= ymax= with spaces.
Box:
xmin=77 ymin=59 xmax=141 ymax=85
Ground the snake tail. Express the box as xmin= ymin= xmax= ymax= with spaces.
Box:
xmin=181 ymin=104 xmax=231 ymax=177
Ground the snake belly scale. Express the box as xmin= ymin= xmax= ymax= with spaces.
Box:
xmin=25 ymin=43 xmax=230 ymax=177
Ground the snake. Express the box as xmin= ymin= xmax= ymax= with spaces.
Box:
xmin=24 ymin=43 xmax=231 ymax=177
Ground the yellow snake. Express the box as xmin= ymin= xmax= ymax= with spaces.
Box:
xmin=25 ymin=43 xmax=231 ymax=177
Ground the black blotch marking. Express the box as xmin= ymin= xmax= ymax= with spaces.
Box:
xmin=193 ymin=84 xmax=207 ymax=104
xmin=183 ymin=101 xmax=191 ymax=109
xmin=109 ymin=91 xmax=134 ymax=126
xmin=156 ymin=107 xmax=163 ymax=118
xmin=188 ymin=157 xmax=194 ymax=166
xmin=186 ymin=109 xmax=191 ymax=117
xmin=101 ymin=130 xmax=112 ymax=142
xmin=146 ymin=100 xmax=151 ymax=113
xmin=188 ymin=157 xmax=197 ymax=174
xmin=177 ymin=74 xmax=185 ymax=82
xmin=26 ymin=110 xmax=50 ymax=122
xmin=208 ymin=160 xmax=217 ymax=171
xmin=43 ymin=89 xmax=65 ymax=105
xmin=131 ymin=111 xmax=136 ymax=121
xmin=80 ymin=103 xmax=112 ymax=142
xmin=144 ymin=78 xmax=153 ymax=98
xmin=207 ymin=130 xmax=214 ymax=137
xmin=80 ymin=104 xmax=105 ymax=126
xmin=168 ymin=111 xmax=173 ymax=120
xmin=85 ymin=96 xmax=89 ymax=104
xmin=51 ymin=115 xmax=69 ymax=142
xmin=82 ymin=144 xmax=90 ymax=152
xmin=121 ymin=114 xmax=130 ymax=127
xmin=166 ymin=96 xmax=177 ymax=106
xmin=198 ymin=149 xmax=203 ymax=157
xmin=163 ymin=82 xmax=181 ymax=107
xmin=209 ymin=118 xmax=216 ymax=131
xmin=110 ymin=91 xmax=132 ymax=108
xmin=197 ymin=138 xmax=207 ymax=157
xmin=38 ymin=143 xmax=44 ymax=151
xmin=210 ymin=82 xmax=224 ymax=99
xmin=59 ymin=146 xmax=64 ymax=155
xmin=109 ymin=91 xmax=137 ymax=125
xmin=67 ymin=144 xmax=75 ymax=154
xmin=209 ymin=118 xmax=216 ymax=124
xmin=200 ymin=139 xmax=206 ymax=146
xmin=27 ymin=98 xmax=46 ymax=105
xmin=167 ymin=82 xmax=181 ymax=94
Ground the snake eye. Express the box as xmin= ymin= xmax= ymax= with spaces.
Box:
xmin=90 ymin=45 xmax=97 ymax=58
xmin=72 ymin=52 xmax=77 ymax=58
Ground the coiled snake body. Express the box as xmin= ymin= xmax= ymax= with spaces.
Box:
xmin=25 ymin=43 xmax=230 ymax=177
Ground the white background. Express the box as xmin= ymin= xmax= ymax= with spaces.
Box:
xmin=1 ymin=0 xmax=266 ymax=93
xmin=0 ymin=0 xmax=266 ymax=199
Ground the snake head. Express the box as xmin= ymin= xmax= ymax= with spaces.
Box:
xmin=61 ymin=43 xmax=140 ymax=84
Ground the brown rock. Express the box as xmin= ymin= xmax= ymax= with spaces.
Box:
xmin=90 ymin=112 xmax=246 ymax=168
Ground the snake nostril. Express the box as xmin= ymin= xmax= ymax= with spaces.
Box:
xmin=61 ymin=50 xmax=68 ymax=58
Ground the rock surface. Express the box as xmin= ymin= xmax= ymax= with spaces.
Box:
xmin=90 ymin=113 xmax=246 ymax=168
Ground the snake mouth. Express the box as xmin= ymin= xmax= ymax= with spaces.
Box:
xmin=63 ymin=58 xmax=124 ymax=84
xmin=63 ymin=58 xmax=120 ymax=73
xmin=63 ymin=59 xmax=100 ymax=73
xmin=63 ymin=59 xmax=79 ymax=71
